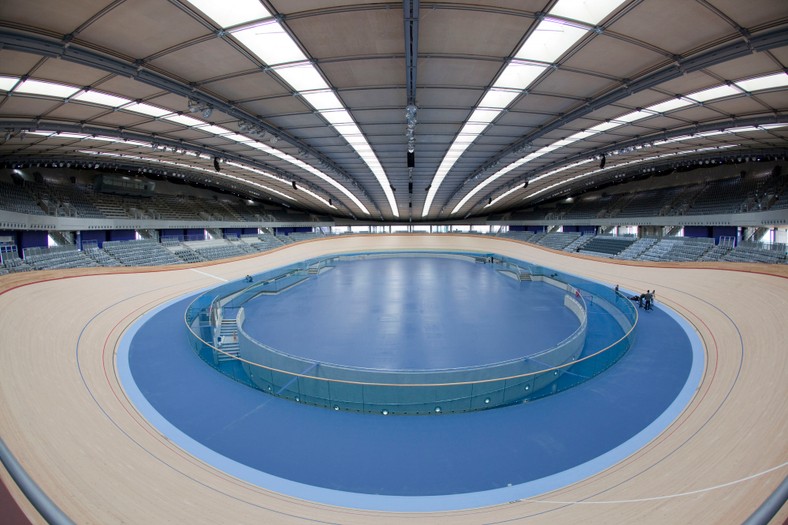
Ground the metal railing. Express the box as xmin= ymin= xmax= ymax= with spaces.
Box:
xmin=185 ymin=251 xmax=638 ymax=415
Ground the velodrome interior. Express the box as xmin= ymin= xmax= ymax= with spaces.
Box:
xmin=1 ymin=1 xmax=787 ymax=524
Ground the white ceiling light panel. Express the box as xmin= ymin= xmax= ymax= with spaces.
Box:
xmin=194 ymin=124 xmax=233 ymax=136
xmin=734 ymin=72 xmax=788 ymax=92
xmin=549 ymin=0 xmax=629 ymax=25
xmin=493 ymin=62 xmax=549 ymax=90
xmin=272 ymin=62 xmax=329 ymax=92
xmin=232 ymin=21 xmax=307 ymax=66
xmin=646 ymin=97 xmax=694 ymax=114
xmin=0 ymin=75 xmax=20 ymax=91
xmin=163 ymin=114 xmax=205 ymax=127
xmin=685 ymin=84 xmax=742 ymax=103
xmin=515 ymin=18 xmax=588 ymax=63
xmin=185 ymin=0 xmax=271 ymax=28
xmin=321 ymin=110 xmax=356 ymax=126
xmin=73 ymin=90 xmax=132 ymax=107
xmin=123 ymin=102 xmax=171 ymax=118
xmin=478 ymin=89 xmax=521 ymax=109
xmin=467 ymin=108 xmax=502 ymax=124
xmin=300 ymin=90 xmax=344 ymax=110
xmin=14 ymin=79 xmax=80 ymax=98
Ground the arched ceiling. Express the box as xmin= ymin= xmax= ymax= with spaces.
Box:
xmin=0 ymin=0 xmax=787 ymax=221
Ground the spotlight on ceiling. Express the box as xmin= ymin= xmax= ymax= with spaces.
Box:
xmin=188 ymin=97 xmax=212 ymax=119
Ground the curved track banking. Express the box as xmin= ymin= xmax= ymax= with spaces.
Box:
xmin=0 ymin=234 xmax=786 ymax=524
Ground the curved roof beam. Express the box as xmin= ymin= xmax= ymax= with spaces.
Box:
xmin=446 ymin=25 xmax=788 ymax=216
xmin=0 ymin=119 xmax=348 ymax=214
xmin=0 ymin=27 xmax=376 ymax=217
xmin=421 ymin=0 xmax=630 ymax=218
xmin=480 ymin=115 xmax=788 ymax=213
xmin=180 ymin=1 xmax=399 ymax=218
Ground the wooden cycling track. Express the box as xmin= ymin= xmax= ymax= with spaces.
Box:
xmin=1 ymin=234 xmax=786 ymax=524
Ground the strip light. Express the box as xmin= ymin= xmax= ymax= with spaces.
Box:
xmin=422 ymin=0 xmax=629 ymax=217
xmin=0 ymin=74 xmax=363 ymax=214
xmin=522 ymin=145 xmax=739 ymax=201
xmin=184 ymin=1 xmax=397 ymax=216
xmin=485 ymin=122 xmax=787 ymax=207
xmin=78 ymin=149 xmax=301 ymax=203
xmin=453 ymin=71 xmax=788 ymax=214
xmin=33 ymin=134 xmax=336 ymax=208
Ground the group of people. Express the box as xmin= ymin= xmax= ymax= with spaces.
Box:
xmin=616 ymin=285 xmax=656 ymax=311
xmin=639 ymin=290 xmax=656 ymax=310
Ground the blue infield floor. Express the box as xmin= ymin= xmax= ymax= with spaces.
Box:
xmin=119 ymin=256 xmax=703 ymax=511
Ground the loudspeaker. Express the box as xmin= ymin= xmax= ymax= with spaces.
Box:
xmin=213 ymin=157 xmax=221 ymax=172
xmin=599 ymin=155 xmax=606 ymax=169
xmin=292 ymin=181 xmax=297 ymax=190
xmin=523 ymin=180 xmax=529 ymax=189
xmin=408 ymin=182 xmax=413 ymax=194
xmin=407 ymin=151 xmax=415 ymax=167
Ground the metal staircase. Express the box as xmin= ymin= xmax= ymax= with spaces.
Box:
xmin=216 ymin=316 xmax=240 ymax=362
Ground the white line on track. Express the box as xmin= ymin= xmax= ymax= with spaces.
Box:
xmin=190 ymin=268 xmax=228 ymax=282
xmin=526 ymin=462 xmax=788 ymax=505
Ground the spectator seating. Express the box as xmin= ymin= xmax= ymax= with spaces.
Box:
xmin=0 ymin=246 xmax=33 ymax=272
xmin=615 ymin=237 xmax=658 ymax=260
xmin=562 ymin=235 xmax=595 ymax=252
xmin=578 ymin=236 xmax=636 ymax=257
xmin=721 ymin=245 xmax=787 ymax=264
xmin=497 ymin=231 xmax=536 ymax=243
xmin=0 ymin=182 xmax=46 ymax=215
xmin=83 ymin=245 xmax=122 ymax=266
xmin=537 ymin=232 xmax=581 ymax=250
xmin=102 ymin=239 xmax=183 ymax=266
xmin=22 ymin=245 xmax=98 ymax=270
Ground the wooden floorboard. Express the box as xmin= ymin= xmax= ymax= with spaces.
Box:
xmin=0 ymin=235 xmax=786 ymax=524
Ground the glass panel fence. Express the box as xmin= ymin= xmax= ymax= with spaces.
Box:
xmin=185 ymin=251 xmax=637 ymax=415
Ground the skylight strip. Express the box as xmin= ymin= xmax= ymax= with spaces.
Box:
xmin=645 ymin=97 xmax=694 ymax=114
xmin=514 ymin=18 xmax=588 ymax=64
xmin=613 ymin=110 xmax=653 ymax=123
xmin=122 ymin=102 xmax=171 ymax=118
xmin=447 ymin=70 xmax=784 ymax=217
xmin=468 ymin=108 xmax=503 ymax=124
xmin=194 ymin=124 xmax=233 ymax=136
xmin=185 ymin=0 xmax=271 ymax=29
xmin=272 ymin=62 xmax=330 ymax=92
xmin=478 ymin=89 xmax=521 ymax=109
xmin=300 ymin=90 xmax=344 ymax=111
xmin=588 ymin=121 xmax=622 ymax=133
xmin=734 ymin=72 xmax=788 ymax=92
xmin=685 ymin=84 xmax=741 ymax=103
xmin=247 ymin=140 xmax=371 ymax=214
xmin=0 ymin=75 xmax=20 ymax=91
xmin=14 ymin=79 xmax=80 ymax=98
xmin=162 ymin=114 xmax=205 ymax=127
xmin=54 ymin=132 xmax=90 ymax=139
xmin=232 ymin=21 xmax=307 ymax=66
xmin=492 ymin=62 xmax=549 ymax=90
xmin=525 ymin=145 xmax=738 ymax=199
xmin=296 ymin=185 xmax=336 ymax=209
xmin=549 ymin=0 xmax=629 ymax=25
xmin=225 ymin=133 xmax=255 ymax=143
xmin=73 ymin=90 xmax=132 ymax=108
xmin=81 ymin=149 xmax=296 ymax=201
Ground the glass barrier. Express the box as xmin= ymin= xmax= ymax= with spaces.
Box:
xmin=185 ymin=251 xmax=637 ymax=415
